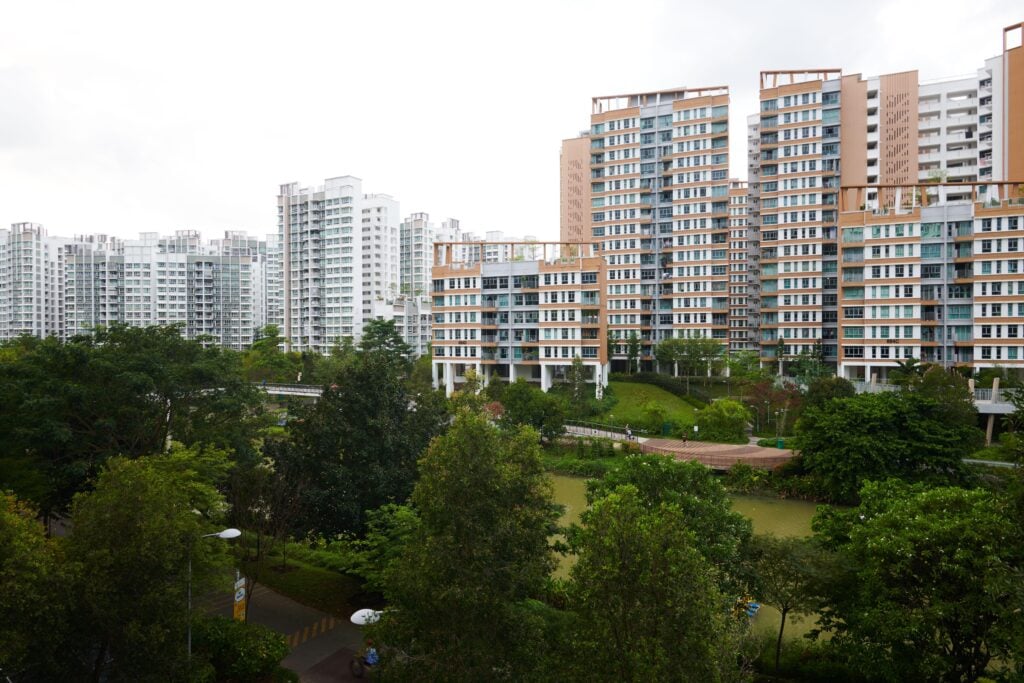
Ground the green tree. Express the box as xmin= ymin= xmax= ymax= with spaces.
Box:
xmin=678 ymin=337 xmax=723 ymax=388
xmin=242 ymin=324 xmax=302 ymax=383
xmin=788 ymin=341 xmax=829 ymax=386
xmin=725 ymin=349 xmax=764 ymax=399
xmin=748 ymin=534 xmax=821 ymax=672
xmin=568 ymin=485 xmax=747 ymax=681
xmin=696 ymin=399 xmax=751 ymax=444
xmin=499 ymin=379 xmax=567 ymax=442
xmin=191 ymin=616 xmax=289 ymax=682
xmin=803 ymin=375 xmax=856 ymax=412
xmin=655 ymin=337 xmax=685 ymax=378
xmin=285 ymin=348 xmax=449 ymax=535
xmin=375 ymin=412 xmax=560 ymax=681
xmin=606 ymin=330 xmax=618 ymax=366
xmin=813 ymin=481 xmax=1023 ymax=682
xmin=359 ymin=318 xmax=412 ymax=366
xmin=916 ymin=365 xmax=978 ymax=430
xmin=67 ymin=450 xmax=235 ymax=680
xmin=889 ymin=356 xmax=926 ymax=387
xmin=626 ymin=331 xmax=641 ymax=374
xmin=566 ymin=355 xmax=589 ymax=417
xmin=796 ymin=391 xmax=978 ymax=502
xmin=350 ymin=503 xmax=421 ymax=593
xmin=586 ymin=455 xmax=752 ymax=589
xmin=0 ymin=494 xmax=81 ymax=680
xmin=641 ymin=399 xmax=668 ymax=434
xmin=0 ymin=326 xmax=265 ymax=519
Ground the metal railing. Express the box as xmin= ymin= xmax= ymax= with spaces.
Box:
xmin=256 ymin=383 xmax=324 ymax=397
xmin=850 ymin=380 xmax=1015 ymax=404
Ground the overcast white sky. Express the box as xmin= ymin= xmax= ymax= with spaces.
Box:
xmin=1 ymin=0 xmax=1020 ymax=242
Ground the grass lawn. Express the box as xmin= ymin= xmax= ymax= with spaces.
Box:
xmin=242 ymin=553 xmax=364 ymax=618
xmin=594 ymin=381 xmax=697 ymax=430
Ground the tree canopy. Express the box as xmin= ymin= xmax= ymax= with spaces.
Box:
xmin=568 ymin=485 xmax=748 ymax=682
xmin=0 ymin=326 xmax=266 ymax=518
xmin=375 ymin=411 xmax=560 ymax=681
xmin=795 ymin=390 xmax=978 ymax=502
xmin=586 ymin=455 xmax=752 ymax=590
xmin=813 ymin=480 xmax=1023 ymax=682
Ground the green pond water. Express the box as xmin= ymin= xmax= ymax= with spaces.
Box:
xmin=549 ymin=474 xmax=822 ymax=640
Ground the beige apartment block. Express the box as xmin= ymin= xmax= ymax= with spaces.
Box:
xmin=430 ymin=242 xmax=608 ymax=397
xmin=560 ymin=135 xmax=591 ymax=244
xmin=836 ymin=182 xmax=1024 ymax=379
xmin=754 ymin=22 xmax=1024 ymax=372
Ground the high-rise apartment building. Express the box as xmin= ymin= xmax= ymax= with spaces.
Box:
xmin=449 ymin=230 xmax=541 ymax=264
xmin=727 ymin=180 xmax=756 ymax=351
xmin=588 ymin=87 xmax=735 ymax=369
xmin=430 ymin=242 xmax=608 ymax=396
xmin=753 ymin=21 xmax=1024 ymax=378
xmin=277 ymin=176 xmax=400 ymax=353
xmin=0 ymin=223 xmax=69 ymax=340
xmin=560 ymin=134 xmax=591 ymax=243
xmin=2 ymin=226 xmax=269 ymax=349
xmin=64 ymin=234 xmax=124 ymax=338
xmin=117 ymin=230 xmax=263 ymax=349
xmin=400 ymin=212 xmax=434 ymax=298
xmin=754 ymin=69 xmax=844 ymax=367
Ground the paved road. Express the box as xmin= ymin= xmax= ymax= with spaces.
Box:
xmin=203 ymin=583 xmax=365 ymax=681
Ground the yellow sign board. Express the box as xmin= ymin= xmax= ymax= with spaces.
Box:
xmin=233 ymin=576 xmax=247 ymax=621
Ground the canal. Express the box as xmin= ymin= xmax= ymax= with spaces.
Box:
xmin=549 ymin=474 xmax=822 ymax=640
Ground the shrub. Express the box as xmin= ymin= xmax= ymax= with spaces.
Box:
xmin=724 ymin=462 xmax=765 ymax=493
xmin=695 ymin=399 xmax=750 ymax=444
xmin=192 ymin=616 xmax=289 ymax=682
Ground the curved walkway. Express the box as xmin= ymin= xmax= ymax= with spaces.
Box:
xmin=640 ymin=438 xmax=793 ymax=471
xmin=564 ymin=425 xmax=793 ymax=471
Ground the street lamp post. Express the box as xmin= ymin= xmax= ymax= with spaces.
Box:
xmin=188 ymin=528 xmax=241 ymax=661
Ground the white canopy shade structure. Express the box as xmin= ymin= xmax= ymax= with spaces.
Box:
xmin=350 ymin=608 xmax=382 ymax=626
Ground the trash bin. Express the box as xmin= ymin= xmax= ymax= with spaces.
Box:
xmin=662 ymin=422 xmax=672 ymax=436
xmin=776 ymin=438 xmax=784 ymax=449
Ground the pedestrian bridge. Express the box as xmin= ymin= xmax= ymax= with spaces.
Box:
xmin=850 ymin=380 xmax=1015 ymax=415
xmin=255 ymin=383 xmax=323 ymax=398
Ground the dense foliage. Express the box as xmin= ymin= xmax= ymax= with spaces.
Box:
xmin=813 ymin=480 xmax=1023 ymax=682
xmin=568 ymin=485 xmax=750 ymax=681
xmin=0 ymin=448 xmax=286 ymax=681
xmin=796 ymin=390 xmax=979 ymax=501
xmin=587 ymin=455 xmax=752 ymax=590
xmin=374 ymin=411 xmax=560 ymax=681
xmin=695 ymin=399 xmax=751 ymax=443
xmin=0 ymin=326 xmax=265 ymax=519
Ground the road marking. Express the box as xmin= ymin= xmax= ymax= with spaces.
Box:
xmin=286 ymin=616 xmax=342 ymax=649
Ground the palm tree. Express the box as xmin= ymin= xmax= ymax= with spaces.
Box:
xmin=889 ymin=357 xmax=926 ymax=387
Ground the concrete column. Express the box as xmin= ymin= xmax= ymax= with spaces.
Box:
xmin=540 ymin=364 xmax=552 ymax=392
xmin=985 ymin=414 xmax=995 ymax=446
xmin=431 ymin=361 xmax=439 ymax=390
xmin=482 ymin=364 xmax=491 ymax=387
xmin=444 ymin=362 xmax=455 ymax=396
xmin=475 ymin=363 xmax=483 ymax=392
